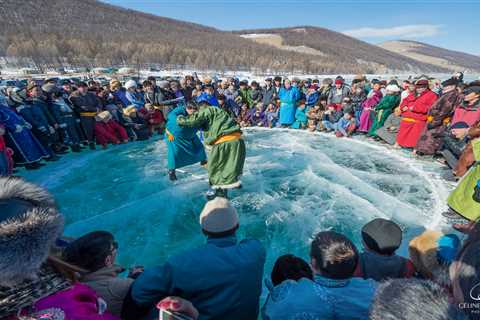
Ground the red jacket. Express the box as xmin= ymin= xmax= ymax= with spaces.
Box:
xmin=95 ymin=120 xmax=128 ymax=146
xmin=401 ymin=90 xmax=438 ymax=122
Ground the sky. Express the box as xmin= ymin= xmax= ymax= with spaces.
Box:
xmin=102 ymin=0 xmax=480 ymax=55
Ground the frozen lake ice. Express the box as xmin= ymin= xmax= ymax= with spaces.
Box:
xmin=22 ymin=128 xmax=454 ymax=286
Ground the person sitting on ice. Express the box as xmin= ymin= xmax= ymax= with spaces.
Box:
xmin=123 ymin=197 xmax=266 ymax=320
xmin=355 ymin=218 xmax=415 ymax=281
xmin=177 ymin=101 xmax=246 ymax=198
xmin=305 ymin=84 xmax=320 ymax=110
xmin=395 ymin=78 xmax=438 ymax=149
xmin=265 ymin=103 xmax=279 ymax=128
xmin=124 ymin=80 xmax=144 ymax=110
xmin=415 ymin=78 xmax=461 ymax=156
xmin=248 ymin=102 xmax=267 ymax=127
xmin=309 ymin=231 xmax=376 ymax=319
xmin=237 ymin=102 xmax=252 ymax=127
xmin=262 ymin=254 xmax=333 ymax=320
xmin=358 ymin=79 xmax=383 ymax=133
xmin=321 ymin=104 xmax=343 ymax=132
xmin=51 ymin=89 xmax=84 ymax=152
xmin=140 ymin=104 xmax=165 ymax=135
xmin=122 ymin=106 xmax=151 ymax=141
xmin=291 ymin=100 xmax=308 ymax=129
xmin=62 ymin=231 xmax=143 ymax=318
xmin=165 ymin=102 xmax=207 ymax=181
xmin=334 ymin=110 xmax=356 ymax=137
xmin=307 ymin=103 xmax=324 ymax=132
xmin=94 ymin=111 xmax=129 ymax=149
xmin=368 ymin=83 xmax=401 ymax=138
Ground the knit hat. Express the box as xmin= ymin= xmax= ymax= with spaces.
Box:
xmin=335 ymin=76 xmax=344 ymax=85
xmin=361 ymin=218 xmax=402 ymax=255
xmin=199 ymin=197 xmax=239 ymax=234
xmin=385 ymin=84 xmax=401 ymax=93
xmin=124 ymin=80 xmax=137 ymax=90
xmin=95 ymin=110 xmax=111 ymax=122
xmin=274 ymin=76 xmax=282 ymax=82
xmin=0 ymin=177 xmax=64 ymax=286
xmin=436 ymin=234 xmax=460 ymax=264
xmin=464 ymin=86 xmax=480 ymax=95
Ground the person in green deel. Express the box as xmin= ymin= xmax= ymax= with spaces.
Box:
xmin=177 ymin=101 xmax=246 ymax=199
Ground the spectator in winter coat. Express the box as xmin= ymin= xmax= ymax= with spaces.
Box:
xmin=70 ymin=82 xmax=102 ymax=149
xmin=307 ymin=103 xmax=324 ymax=131
xmin=368 ymin=84 xmax=401 ymax=137
xmin=122 ymin=106 xmax=151 ymax=141
xmin=141 ymin=104 xmax=165 ymax=135
xmin=262 ymin=255 xmax=332 ymax=320
xmin=355 ymin=219 xmax=415 ymax=281
xmin=123 ymin=198 xmax=266 ymax=320
xmin=0 ymin=124 xmax=13 ymax=175
xmin=51 ymin=90 xmax=83 ymax=152
xmin=94 ymin=111 xmax=129 ymax=148
xmin=249 ymin=81 xmax=263 ymax=108
xmin=110 ymin=79 xmax=130 ymax=108
xmin=238 ymin=103 xmax=252 ymax=127
xmin=63 ymin=231 xmax=142 ymax=317
xmin=238 ymin=81 xmax=253 ymax=108
xmin=358 ymin=79 xmax=383 ymax=133
xmin=351 ymin=84 xmax=367 ymax=123
xmin=334 ymin=111 xmax=356 ymax=137
xmin=248 ymin=103 xmax=267 ymax=127
xmin=305 ymin=85 xmax=320 ymax=110
xmin=321 ymin=104 xmax=343 ymax=132
xmin=265 ymin=103 xmax=279 ymax=128
xmin=327 ymin=76 xmax=350 ymax=106
xmin=196 ymin=85 xmax=219 ymax=107
xmin=217 ymin=94 xmax=240 ymax=118
xmin=396 ymin=79 xmax=438 ymax=149
xmin=291 ymin=100 xmax=308 ymax=129
xmin=262 ymin=78 xmax=275 ymax=108
xmin=279 ymin=80 xmax=300 ymax=126
xmin=310 ymin=231 xmax=376 ymax=319
xmin=124 ymin=80 xmax=144 ymax=110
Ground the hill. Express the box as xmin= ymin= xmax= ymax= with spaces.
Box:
xmin=0 ymin=0 xmax=449 ymax=74
xmin=378 ymin=40 xmax=480 ymax=73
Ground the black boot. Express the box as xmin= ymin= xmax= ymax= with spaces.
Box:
xmin=168 ymin=170 xmax=177 ymax=181
xmin=206 ymin=188 xmax=228 ymax=200
xmin=46 ymin=154 xmax=60 ymax=162
xmin=89 ymin=142 xmax=96 ymax=150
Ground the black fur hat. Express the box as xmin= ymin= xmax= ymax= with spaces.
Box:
xmin=0 ymin=177 xmax=64 ymax=286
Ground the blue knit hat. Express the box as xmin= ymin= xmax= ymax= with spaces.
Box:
xmin=436 ymin=234 xmax=460 ymax=264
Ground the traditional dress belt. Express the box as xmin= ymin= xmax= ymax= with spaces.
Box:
xmin=426 ymin=116 xmax=451 ymax=125
xmin=402 ymin=117 xmax=419 ymax=123
xmin=213 ymin=131 xmax=242 ymax=145
xmin=80 ymin=112 xmax=97 ymax=117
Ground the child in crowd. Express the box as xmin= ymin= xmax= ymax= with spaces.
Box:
xmin=238 ymin=103 xmax=251 ymax=127
xmin=334 ymin=111 xmax=356 ymax=137
xmin=321 ymin=104 xmax=343 ymax=132
xmin=265 ymin=103 xmax=279 ymax=128
xmin=355 ymin=218 xmax=415 ymax=281
xmin=249 ymin=103 xmax=267 ymax=127
xmin=94 ymin=111 xmax=129 ymax=149
xmin=307 ymin=103 xmax=324 ymax=131
xmin=141 ymin=104 xmax=165 ymax=135
xmin=291 ymin=100 xmax=308 ymax=129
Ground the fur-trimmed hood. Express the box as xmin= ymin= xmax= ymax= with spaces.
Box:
xmin=0 ymin=177 xmax=64 ymax=287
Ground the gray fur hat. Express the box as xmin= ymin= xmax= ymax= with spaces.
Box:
xmin=0 ymin=177 xmax=64 ymax=286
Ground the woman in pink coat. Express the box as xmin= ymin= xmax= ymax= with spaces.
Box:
xmin=358 ymin=80 xmax=383 ymax=133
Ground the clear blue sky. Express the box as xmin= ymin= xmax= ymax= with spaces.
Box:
xmin=103 ymin=0 xmax=480 ymax=55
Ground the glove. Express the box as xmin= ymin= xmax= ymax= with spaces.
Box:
xmin=15 ymin=125 xmax=23 ymax=133
xmin=49 ymin=126 xmax=55 ymax=134
xmin=24 ymin=122 xmax=32 ymax=130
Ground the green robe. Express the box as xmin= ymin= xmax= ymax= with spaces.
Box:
xmin=368 ymin=94 xmax=400 ymax=137
xmin=447 ymin=139 xmax=480 ymax=221
xmin=177 ymin=106 xmax=246 ymax=188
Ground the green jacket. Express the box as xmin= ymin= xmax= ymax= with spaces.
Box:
xmin=177 ymin=106 xmax=241 ymax=145
xmin=368 ymin=94 xmax=400 ymax=137
xmin=239 ymin=88 xmax=253 ymax=108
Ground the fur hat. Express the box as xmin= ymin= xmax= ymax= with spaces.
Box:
xmin=386 ymin=84 xmax=401 ymax=93
xmin=95 ymin=110 xmax=112 ymax=122
xmin=0 ymin=177 xmax=64 ymax=286
xmin=110 ymin=79 xmax=121 ymax=90
xmin=415 ymin=79 xmax=430 ymax=87
xmin=199 ymin=197 xmax=239 ymax=234
xmin=362 ymin=218 xmax=402 ymax=255
xmin=123 ymin=105 xmax=137 ymax=116
xmin=409 ymin=230 xmax=442 ymax=278
xmin=124 ymin=80 xmax=137 ymax=90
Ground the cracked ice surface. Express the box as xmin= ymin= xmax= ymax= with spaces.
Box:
xmin=23 ymin=128 xmax=454 ymax=277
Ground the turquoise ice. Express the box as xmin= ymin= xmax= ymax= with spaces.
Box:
xmin=22 ymin=128 xmax=453 ymax=288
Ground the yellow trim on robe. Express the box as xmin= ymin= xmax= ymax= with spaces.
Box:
xmin=213 ymin=132 xmax=242 ymax=145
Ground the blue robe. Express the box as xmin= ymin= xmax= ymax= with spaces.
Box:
xmin=279 ymin=87 xmax=300 ymax=125
xmin=0 ymin=104 xmax=49 ymax=164
xmin=166 ymin=106 xmax=206 ymax=170
xmin=291 ymin=107 xmax=308 ymax=129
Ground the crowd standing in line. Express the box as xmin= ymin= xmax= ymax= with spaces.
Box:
xmin=1 ymin=71 xmax=480 ymax=319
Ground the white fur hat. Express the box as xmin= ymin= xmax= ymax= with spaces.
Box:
xmin=386 ymin=84 xmax=401 ymax=93
xmin=0 ymin=177 xmax=64 ymax=286
xmin=124 ymin=79 xmax=137 ymax=90
xmin=199 ymin=197 xmax=238 ymax=233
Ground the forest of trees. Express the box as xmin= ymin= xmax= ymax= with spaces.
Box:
xmin=0 ymin=0 xmax=448 ymax=74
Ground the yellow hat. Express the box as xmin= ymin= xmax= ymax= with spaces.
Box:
xmin=408 ymin=230 xmax=442 ymax=279
xmin=110 ymin=79 xmax=121 ymax=90
xmin=95 ymin=111 xmax=111 ymax=122
xmin=123 ymin=105 xmax=137 ymax=116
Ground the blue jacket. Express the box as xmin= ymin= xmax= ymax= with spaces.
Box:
xmin=278 ymin=87 xmax=300 ymax=125
xmin=113 ymin=89 xmax=130 ymax=107
xmin=126 ymin=91 xmax=144 ymax=110
xmin=196 ymin=92 xmax=219 ymax=107
xmin=131 ymin=236 xmax=266 ymax=320
xmin=17 ymin=101 xmax=51 ymax=131
xmin=262 ymin=278 xmax=332 ymax=320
